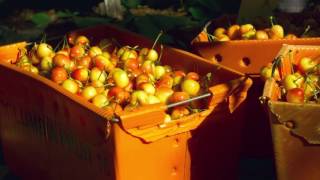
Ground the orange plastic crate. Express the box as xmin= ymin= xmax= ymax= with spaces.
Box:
xmin=0 ymin=25 xmax=252 ymax=180
xmin=262 ymin=45 xmax=320 ymax=180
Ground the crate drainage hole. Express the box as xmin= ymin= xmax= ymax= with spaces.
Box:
xmin=240 ymin=57 xmax=251 ymax=67
xmin=214 ymin=54 xmax=222 ymax=62
xmin=171 ymin=166 xmax=178 ymax=176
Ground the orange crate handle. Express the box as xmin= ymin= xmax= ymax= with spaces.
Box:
xmin=119 ymin=76 xmax=252 ymax=142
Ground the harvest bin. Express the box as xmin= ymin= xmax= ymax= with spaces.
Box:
xmin=191 ymin=23 xmax=320 ymax=157
xmin=262 ymin=45 xmax=320 ymax=180
xmin=0 ymin=25 xmax=252 ymax=180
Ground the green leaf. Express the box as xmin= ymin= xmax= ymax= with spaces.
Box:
xmin=129 ymin=16 xmax=176 ymax=45
xmin=56 ymin=11 xmax=78 ymax=18
xmin=72 ymin=17 xmax=113 ymax=28
xmin=31 ymin=12 xmax=52 ymax=28
xmin=130 ymin=16 xmax=161 ymax=38
xmin=121 ymin=0 xmax=142 ymax=8
xmin=198 ymin=0 xmax=221 ymax=12
xmin=149 ymin=15 xmax=198 ymax=30
xmin=188 ymin=6 xmax=207 ymax=20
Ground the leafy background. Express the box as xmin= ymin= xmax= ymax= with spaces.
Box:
xmin=0 ymin=0 xmax=241 ymax=49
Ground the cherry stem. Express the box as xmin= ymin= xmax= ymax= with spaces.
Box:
xmin=100 ymin=43 xmax=111 ymax=51
xmin=54 ymin=36 xmax=65 ymax=52
xmin=63 ymin=35 xmax=69 ymax=49
xmin=156 ymin=45 xmax=164 ymax=65
xmin=269 ymin=16 xmax=274 ymax=27
xmin=203 ymin=21 xmax=212 ymax=32
xmin=111 ymin=38 xmax=121 ymax=48
xmin=301 ymin=25 xmax=311 ymax=37
xmin=207 ymin=34 xmax=218 ymax=43
xmin=40 ymin=33 xmax=47 ymax=44
xmin=98 ymin=70 xmax=104 ymax=81
xmin=151 ymin=30 xmax=164 ymax=50
xmin=288 ymin=50 xmax=294 ymax=74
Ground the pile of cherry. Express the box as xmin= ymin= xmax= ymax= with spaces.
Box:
xmin=14 ymin=35 xmax=211 ymax=120
xmin=260 ymin=56 xmax=320 ymax=104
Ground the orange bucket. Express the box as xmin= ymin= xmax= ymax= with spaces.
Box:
xmin=262 ymin=44 xmax=320 ymax=180
xmin=191 ymin=22 xmax=320 ymax=157
xmin=0 ymin=25 xmax=252 ymax=180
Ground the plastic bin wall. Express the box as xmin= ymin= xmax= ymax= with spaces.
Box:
xmin=0 ymin=25 xmax=251 ymax=180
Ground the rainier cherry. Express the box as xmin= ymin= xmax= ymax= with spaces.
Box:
xmin=255 ymin=30 xmax=269 ymax=40
xmin=155 ymin=87 xmax=174 ymax=104
xmin=286 ymin=88 xmax=304 ymax=103
xmin=90 ymin=67 xmax=106 ymax=83
xmin=130 ymin=90 xmax=148 ymax=105
xmin=138 ymin=82 xmax=156 ymax=95
xmin=51 ymin=66 xmax=68 ymax=84
xmin=92 ymin=94 xmax=109 ymax=108
xmin=108 ymin=87 xmax=129 ymax=104
xmin=173 ymin=71 xmax=186 ymax=86
xmin=181 ymin=79 xmax=200 ymax=96
xmin=72 ymin=67 xmax=90 ymax=83
xmin=70 ymin=45 xmax=85 ymax=59
xmin=62 ymin=79 xmax=79 ymax=94
xmin=112 ymin=69 xmax=130 ymax=88
xmin=40 ymin=56 xmax=53 ymax=71
xmin=75 ymin=35 xmax=90 ymax=46
xmin=154 ymin=65 xmax=166 ymax=80
xmin=186 ymin=72 xmax=200 ymax=81
xmin=298 ymin=57 xmax=317 ymax=74
xmin=260 ymin=65 xmax=280 ymax=81
xmin=227 ymin=24 xmax=241 ymax=40
xmin=81 ymin=86 xmax=97 ymax=100
xmin=171 ymin=107 xmax=190 ymax=120
xmin=156 ymin=74 xmax=173 ymax=89
xmin=88 ymin=46 xmax=102 ymax=58
xmin=37 ymin=43 xmax=54 ymax=59
xmin=147 ymin=95 xmax=161 ymax=104
xmin=53 ymin=54 xmax=71 ymax=68
xmin=76 ymin=55 xmax=92 ymax=69
xmin=283 ymin=73 xmax=304 ymax=90
xmin=93 ymin=55 xmax=113 ymax=72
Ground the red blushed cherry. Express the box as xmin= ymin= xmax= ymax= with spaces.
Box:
xmin=186 ymin=72 xmax=200 ymax=81
xmin=51 ymin=67 xmax=68 ymax=84
xmin=169 ymin=91 xmax=190 ymax=104
xmin=75 ymin=35 xmax=90 ymax=46
xmin=53 ymin=54 xmax=71 ymax=68
xmin=70 ymin=45 xmax=86 ymax=59
xmin=88 ymin=46 xmax=102 ymax=58
xmin=76 ymin=55 xmax=92 ymax=69
xmin=71 ymin=68 xmax=90 ymax=82
xmin=297 ymin=57 xmax=317 ymax=74
xmin=135 ymin=73 xmax=150 ymax=87
xmin=139 ymin=47 xmax=158 ymax=62
xmin=170 ymin=106 xmax=190 ymax=120
xmin=141 ymin=60 xmax=155 ymax=74
xmin=93 ymin=55 xmax=113 ymax=72
xmin=156 ymin=74 xmax=174 ymax=89
xmin=173 ymin=70 xmax=186 ymax=86
xmin=124 ymin=58 xmax=139 ymax=72
xmin=108 ymin=87 xmax=130 ymax=104
xmin=120 ymin=49 xmax=138 ymax=62
xmin=56 ymin=48 xmax=70 ymax=57
xmin=286 ymin=88 xmax=305 ymax=103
